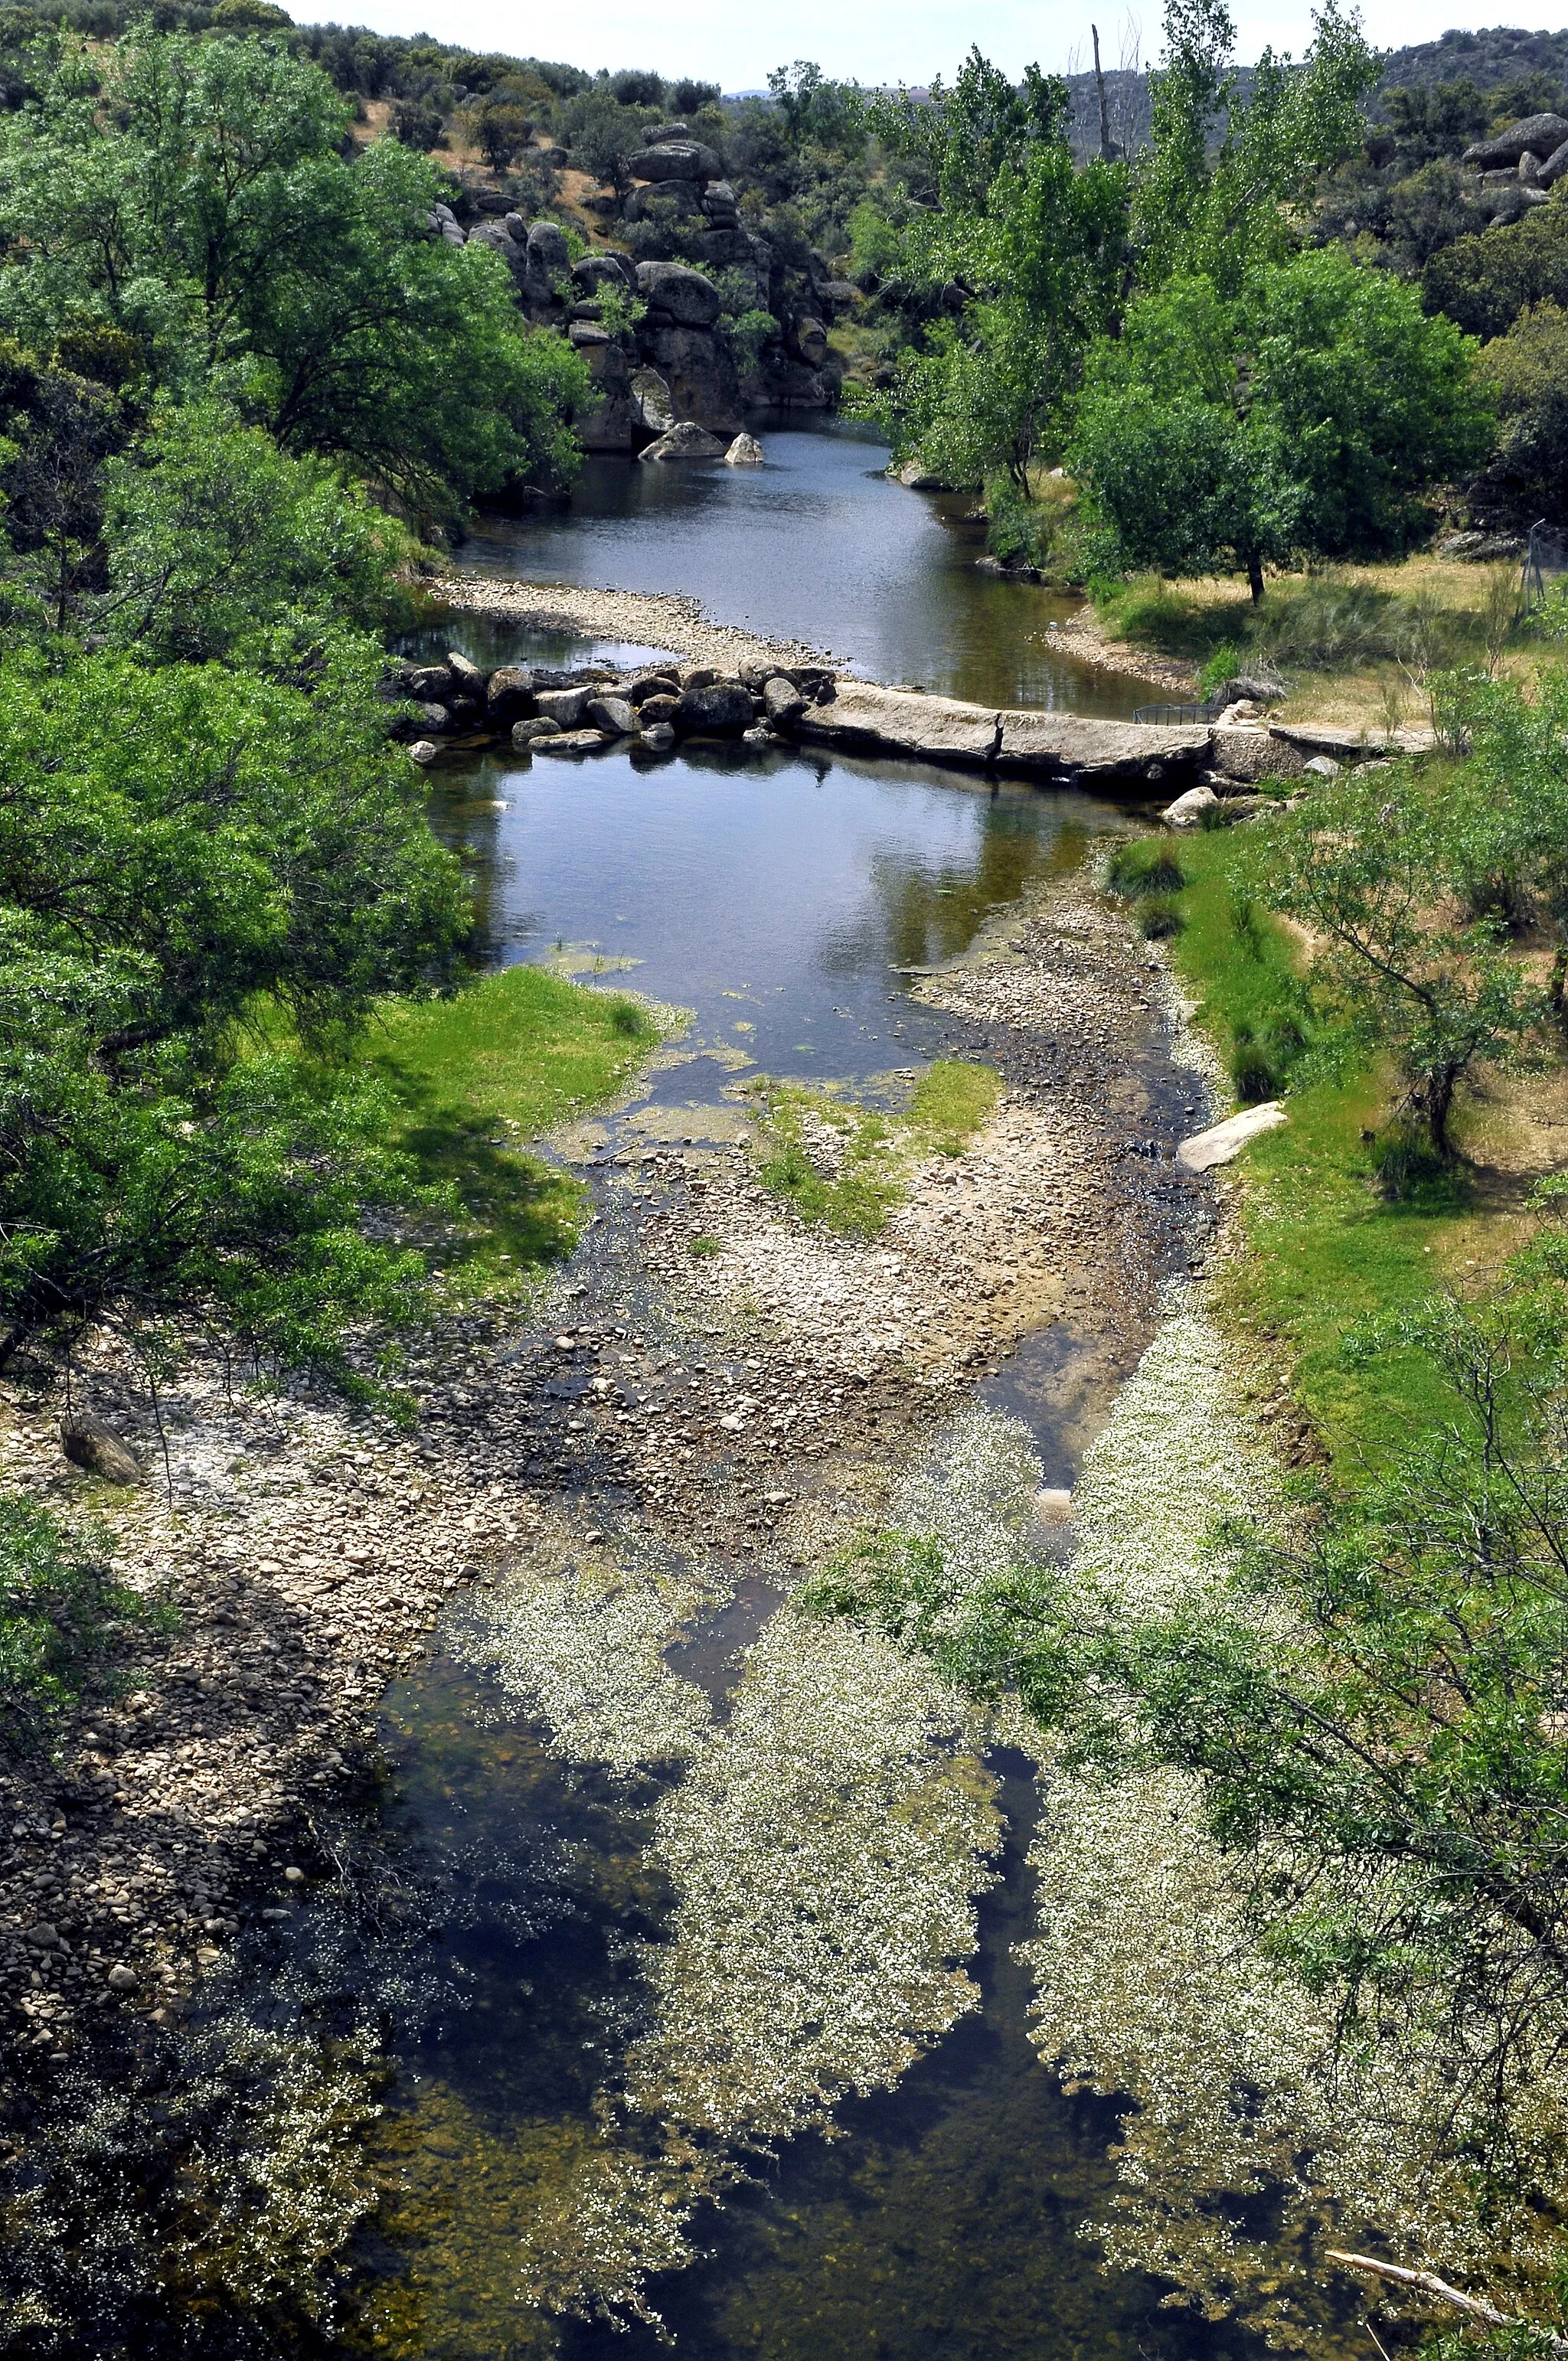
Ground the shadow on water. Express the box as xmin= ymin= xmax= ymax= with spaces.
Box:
xmin=449 ymin=416 xmax=1150 ymax=720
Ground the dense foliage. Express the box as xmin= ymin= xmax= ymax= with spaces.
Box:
xmin=0 ymin=23 xmax=577 ymax=1406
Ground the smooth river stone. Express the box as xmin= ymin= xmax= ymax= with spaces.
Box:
xmin=997 ymin=712 xmax=1214 ymax=785
xmin=791 ymin=681 xmax=1001 ymax=763
xmin=1176 ymin=1102 xmax=1289 ymax=1174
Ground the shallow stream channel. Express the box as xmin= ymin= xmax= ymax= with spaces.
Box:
xmin=4 ymin=438 xmax=1259 ymax=2359
xmin=215 ymin=706 xmax=1237 ymax=2359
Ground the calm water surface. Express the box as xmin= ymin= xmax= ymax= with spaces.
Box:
xmin=434 ymin=737 xmax=1139 ymax=1079
xmin=457 ymin=416 xmax=1148 ymax=719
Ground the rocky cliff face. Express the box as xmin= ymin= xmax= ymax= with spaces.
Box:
xmin=428 ymin=129 xmax=852 ymax=456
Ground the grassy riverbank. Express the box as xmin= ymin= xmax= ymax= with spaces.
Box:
xmin=364 ymin=965 xmax=664 ymax=1285
xmin=1135 ymin=828 xmax=1558 ymax=1474
xmin=1092 ymin=555 xmax=1532 ymax=726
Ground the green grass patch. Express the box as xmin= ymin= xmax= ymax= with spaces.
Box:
xmin=1138 ymin=828 xmax=1485 ymax=1474
xmin=908 ymin=1058 xmax=1002 ymax=1155
xmin=1106 ymin=842 xmax=1187 ymax=898
xmin=752 ymin=1060 xmax=1001 ymax=1237
xmin=1093 ymin=575 xmax=1244 ymax=664
xmin=364 ymin=966 xmax=662 ymax=1284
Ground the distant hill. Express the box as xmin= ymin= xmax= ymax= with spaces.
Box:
xmin=1058 ymin=25 xmax=1568 ymax=158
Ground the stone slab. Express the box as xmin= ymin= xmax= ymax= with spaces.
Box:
xmin=791 ymin=680 xmax=1001 ymax=763
xmin=997 ymin=713 xmax=1213 ymax=785
xmin=1176 ymin=1102 xmax=1289 ymax=1174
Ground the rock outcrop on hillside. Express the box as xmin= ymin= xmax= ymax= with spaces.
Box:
xmin=428 ymin=130 xmax=856 ymax=452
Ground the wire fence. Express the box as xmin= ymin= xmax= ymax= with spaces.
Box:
xmin=1521 ymin=520 xmax=1568 ymax=613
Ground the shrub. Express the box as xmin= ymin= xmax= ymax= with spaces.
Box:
xmin=1199 ymin=641 xmax=1249 ymax=695
xmin=1106 ymin=841 xmax=1186 ymax=897
xmin=1373 ymin=1122 xmax=1459 ymax=1201
xmin=1138 ymin=893 xmax=1184 ymax=939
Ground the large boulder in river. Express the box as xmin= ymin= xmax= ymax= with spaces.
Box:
xmin=639 ymin=420 xmax=727 ymax=462
xmin=485 ymin=667 xmax=534 ymax=724
xmin=635 ymin=260 xmax=722 ymax=326
xmin=631 ymin=367 xmax=674 ymax=433
xmin=677 ymin=681 xmax=755 ymax=734
xmin=574 ymin=339 xmax=640 ymax=451
xmin=626 ymin=140 xmax=721 ymax=182
xmin=639 ymin=322 xmax=742 ymax=431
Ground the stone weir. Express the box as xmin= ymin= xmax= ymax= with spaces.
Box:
xmin=792 ymin=679 xmax=1212 ymax=789
xmin=390 ymin=650 xmax=1215 ymax=794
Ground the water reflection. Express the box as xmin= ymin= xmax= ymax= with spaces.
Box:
xmin=428 ymin=745 xmax=1135 ymax=1080
xmin=454 ymin=420 xmax=1148 ymax=720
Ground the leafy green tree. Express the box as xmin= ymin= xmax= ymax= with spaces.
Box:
xmin=1259 ymin=762 xmax=1542 ymax=1149
xmin=1482 ymin=299 xmax=1568 ymax=521
xmin=0 ymin=647 xmax=468 ymax=1375
xmin=391 ymin=96 xmax=446 ymax=151
xmin=559 ymin=84 xmax=645 ymax=194
xmin=1441 ymin=659 xmax=1568 ymax=1010
xmin=0 ymin=27 xmax=587 ymax=515
xmin=870 ymin=46 xmax=1070 ymax=213
xmin=474 ymin=100 xmax=530 ymax=171
xmin=1073 ymin=377 xmax=1302 ymax=597
xmin=0 ymin=648 xmax=466 ymax=1050
xmin=1426 ymin=199 xmax=1568 ymax=341
xmin=97 ymin=399 xmax=407 ymax=662
xmin=1251 ymin=246 xmax=1494 ymax=556
xmin=0 ymin=337 xmax=131 ymax=629
xmin=1377 ymin=75 xmax=1489 ymax=167
xmin=1073 ymin=249 xmax=1492 ymax=590
xmin=1134 ymin=0 xmax=1379 ymax=293
xmin=766 ymin=60 xmax=864 ymax=156
xmin=864 ymin=60 xmax=1126 ymax=492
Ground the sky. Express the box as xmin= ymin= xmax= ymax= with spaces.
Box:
xmin=289 ymin=0 xmax=1562 ymax=93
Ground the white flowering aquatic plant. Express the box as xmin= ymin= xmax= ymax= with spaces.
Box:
xmin=449 ymin=1554 xmax=712 ymax=1772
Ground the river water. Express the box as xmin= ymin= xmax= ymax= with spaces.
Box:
xmin=18 ymin=431 xmax=1248 ymax=2359
xmin=292 ymin=599 xmax=1227 ymax=2353
xmin=456 ymin=416 xmax=1150 ymax=719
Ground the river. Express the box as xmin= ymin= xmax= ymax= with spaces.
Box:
xmin=454 ymin=415 xmax=1150 ymax=718
xmin=6 ymin=426 xmax=1255 ymax=2360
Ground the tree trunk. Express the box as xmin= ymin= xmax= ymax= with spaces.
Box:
xmin=1427 ymin=1067 xmax=1457 ymax=1156
xmin=1246 ymin=552 xmax=1265 ymax=602
xmin=1093 ymin=26 xmax=1116 ymax=161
